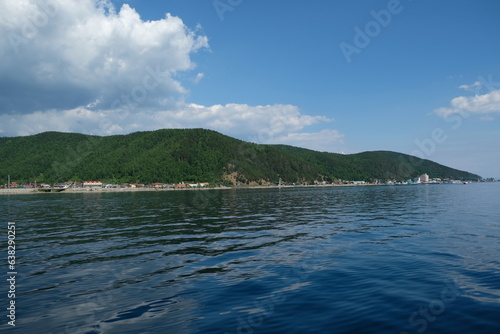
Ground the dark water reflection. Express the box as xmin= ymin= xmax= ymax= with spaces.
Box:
xmin=2 ymin=184 xmax=499 ymax=333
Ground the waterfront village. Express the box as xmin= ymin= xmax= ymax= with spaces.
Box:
xmin=1 ymin=173 xmax=492 ymax=191
xmin=1 ymin=180 xmax=211 ymax=190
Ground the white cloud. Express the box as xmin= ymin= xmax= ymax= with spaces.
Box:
xmin=0 ymin=0 xmax=208 ymax=113
xmin=435 ymin=90 xmax=500 ymax=118
xmin=266 ymin=129 xmax=345 ymax=153
xmin=0 ymin=104 xmax=336 ymax=144
xmin=459 ymin=81 xmax=481 ymax=91
xmin=183 ymin=103 xmax=331 ymax=139
xmin=0 ymin=0 xmax=341 ymax=151
xmin=193 ymin=72 xmax=204 ymax=84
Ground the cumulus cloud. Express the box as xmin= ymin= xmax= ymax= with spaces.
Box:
xmin=266 ymin=129 xmax=345 ymax=153
xmin=0 ymin=0 xmax=208 ymax=113
xmin=434 ymin=90 xmax=500 ymax=118
xmin=0 ymin=0 xmax=340 ymax=151
xmin=0 ymin=103 xmax=333 ymax=141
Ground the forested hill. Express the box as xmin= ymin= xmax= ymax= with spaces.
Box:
xmin=0 ymin=128 xmax=481 ymax=184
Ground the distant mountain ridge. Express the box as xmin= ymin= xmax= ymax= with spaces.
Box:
xmin=0 ymin=128 xmax=481 ymax=184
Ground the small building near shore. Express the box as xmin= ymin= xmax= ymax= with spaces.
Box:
xmin=420 ymin=173 xmax=429 ymax=183
xmin=128 ymin=183 xmax=144 ymax=188
xmin=83 ymin=181 xmax=103 ymax=188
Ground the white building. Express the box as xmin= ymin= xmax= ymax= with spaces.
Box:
xmin=414 ymin=174 xmax=429 ymax=184
xmin=420 ymin=173 xmax=429 ymax=183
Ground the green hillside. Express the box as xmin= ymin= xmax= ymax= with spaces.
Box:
xmin=0 ymin=129 xmax=481 ymax=185
xmin=272 ymin=145 xmax=480 ymax=182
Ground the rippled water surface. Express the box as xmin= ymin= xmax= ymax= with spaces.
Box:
xmin=3 ymin=183 xmax=500 ymax=333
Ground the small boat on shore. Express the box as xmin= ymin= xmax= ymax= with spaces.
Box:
xmin=38 ymin=188 xmax=66 ymax=193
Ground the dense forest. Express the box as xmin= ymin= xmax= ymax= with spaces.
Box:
xmin=0 ymin=128 xmax=481 ymax=185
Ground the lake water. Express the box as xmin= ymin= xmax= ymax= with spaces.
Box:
xmin=3 ymin=183 xmax=500 ymax=333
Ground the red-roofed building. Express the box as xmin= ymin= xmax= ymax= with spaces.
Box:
xmin=83 ymin=181 xmax=103 ymax=188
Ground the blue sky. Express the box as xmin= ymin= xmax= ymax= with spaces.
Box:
xmin=1 ymin=0 xmax=499 ymax=178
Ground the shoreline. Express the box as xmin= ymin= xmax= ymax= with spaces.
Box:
xmin=0 ymin=182 xmax=484 ymax=195
xmin=0 ymin=183 xmax=390 ymax=195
